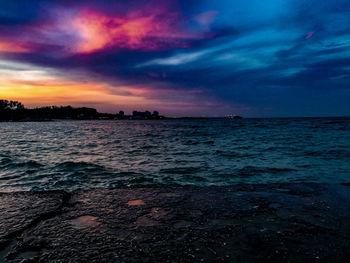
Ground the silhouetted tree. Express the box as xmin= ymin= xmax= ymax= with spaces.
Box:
xmin=0 ymin=100 xmax=24 ymax=111
xmin=0 ymin=99 xmax=163 ymax=121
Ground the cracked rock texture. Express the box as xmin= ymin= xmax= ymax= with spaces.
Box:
xmin=1 ymin=184 xmax=350 ymax=262
xmin=0 ymin=191 xmax=67 ymax=247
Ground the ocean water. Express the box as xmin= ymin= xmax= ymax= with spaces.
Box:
xmin=0 ymin=118 xmax=349 ymax=192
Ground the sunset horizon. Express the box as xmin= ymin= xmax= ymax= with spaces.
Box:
xmin=1 ymin=0 xmax=349 ymax=117
xmin=1 ymin=1 xmax=350 ymax=262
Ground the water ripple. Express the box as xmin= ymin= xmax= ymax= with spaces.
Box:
xmin=0 ymin=118 xmax=349 ymax=191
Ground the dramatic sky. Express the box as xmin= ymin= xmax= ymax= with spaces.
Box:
xmin=0 ymin=0 xmax=350 ymax=117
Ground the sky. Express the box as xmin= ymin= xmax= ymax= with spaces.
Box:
xmin=0 ymin=0 xmax=350 ymax=117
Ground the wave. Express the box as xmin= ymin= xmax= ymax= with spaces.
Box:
xmin=52 ymin=162 xmax=113 ymax=178
xmin=236 ymin=166 xmax=297 ymax=177
xmin=140 ymin=145 xmax=157 ymax=150
xmin=325 ymin=121 xmax=346 ymax=125
xmin=160 ymin=167 xmax=202 ymax=175
xmin=267 ymin=167 xmax=297 ymax=173
xmin=17 ymin=160 xmax=43 ymax=168
xmin=184 ymin=140 xmax=199 ymax=145
xmin=55 ymin=161 xmax=105 ymax=170
xmin=216 ymin=150 xmax=256 ymax=158
xmin=304 ymin=149 xmax=350 ymax=158
xmin=216 ymin=150 xmax=239 ymax=157
xmin=236 ymin=166 xmax=265 ymax=177
xmin=304 ymin=150 xmax=320 ymax=156
xmin=1 ymin=118 xmax=350 ymax=191
xmin=0 ymin=157 xmax=12 ymax=166
xmin=1 ymin=159 xmax=43 ymax=169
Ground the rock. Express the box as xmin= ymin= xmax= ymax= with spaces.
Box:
xmin=0 ymin=185 xmax=350 ymax=262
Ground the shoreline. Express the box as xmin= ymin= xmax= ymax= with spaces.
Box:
xmin=1 ymin=116 xmax=350 ymax=123
xmin=1 ymin=183 xmax=350 ymax=262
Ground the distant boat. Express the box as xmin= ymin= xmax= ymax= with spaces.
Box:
xmin=225 ymin=115 xmax=243 ymax=119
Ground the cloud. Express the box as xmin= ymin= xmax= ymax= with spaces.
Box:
xmin=0 ymin=40 xmax=31 ymax=53
xmin=0 ymin=0 xmax=350 ymax=116
xmin=138 ymin=51 xmax=208 ymax=66
xmin=193 ymin=10 xmax=218 ymax=27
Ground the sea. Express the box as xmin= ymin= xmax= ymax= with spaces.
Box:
xmin=0 ymin=118 xmax=349 ymax=192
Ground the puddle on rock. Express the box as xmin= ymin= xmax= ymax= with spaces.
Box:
xmin=127 ymin=200 xmax=145 ymax=206
xmin=69 ymin=216 xmax=101 ymax=229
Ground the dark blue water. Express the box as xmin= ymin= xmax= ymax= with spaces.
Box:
xmin=0 ymin=118 xmax=350 ymax=191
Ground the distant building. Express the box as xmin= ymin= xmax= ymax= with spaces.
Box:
xmin=131 ymin=110 xmax=162 ymax=120
xmin=115 ymin=110 xmax=126 ymax=119
xmin=132 ymin=111 xmax=146 ymax=119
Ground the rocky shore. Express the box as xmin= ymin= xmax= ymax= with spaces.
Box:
xmin=1 ymin=184 xmax=350 ymax=262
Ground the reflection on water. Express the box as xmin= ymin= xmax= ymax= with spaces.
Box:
xmin=0 ymin=118 xmax=350 ymax=191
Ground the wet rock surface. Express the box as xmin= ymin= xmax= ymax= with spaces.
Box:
xmin=1 ymin=184 xmax=350 ymax=262
xmin=0 ymin=191 xmax=67 ymax=246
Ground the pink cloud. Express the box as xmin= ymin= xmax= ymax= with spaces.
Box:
xmin=0 ymin=39 xmax=32 ymax=53
xmin=72 ymin=10 xmax=196 ymax=53
xmin=0 ymin=3 xmax=218 ymax=55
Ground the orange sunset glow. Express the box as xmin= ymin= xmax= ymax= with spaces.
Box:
xmin=0 ymin=41 xmax=30 ymax=53
xmin=0 ymin=75 xmax=158 ymax=109
xmin=0 ymin=1 xmax=217 ymax=115
xmin=0 ymin=58 xmax=156 ymax=109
